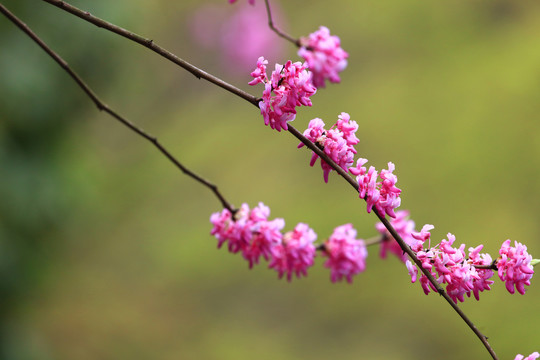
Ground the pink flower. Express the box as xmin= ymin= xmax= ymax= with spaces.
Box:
xmin=411 ymin=224 xmax=435 ymax=246
xmin=375 ymin=210 xmax=422 ymax=262
xmin=299 ymin=113 xmax=358 ymax=183
xmin=335 ymin=112 xmax=359 ymax=147
xmin=210 ymin=203 xmax=251 ymax=254
xmin=405 ymin=260 xmax=418 ymax=283
xmin=515 ymin=353 xmax=540 ymax=360
xmin=242 ymin=217 xmax=284 ymax=268
xmin=248 ymin=57 xmax=268 ymax=86
xmin=250 ymin=58 xmax=317 ymax=131
xmin=349 ymin=159 xmax=401 ymax=218
xmin=298 ymin=26 xmax=348 ymax=88
xmin=322 ymin=224 xmax=367 ymax=283
xmin=190 ymin=3 xmax=284 ymax=75
xmin=268 ymin=223 xmax=317 ymax=281
xmin=377 ymin=162 xmax=401 ymax=218
xmin=467 ymin=245 xmax=494 ymax=300
xmin=300 ymin=117 xmax=326 ymax=145
xmin=210 ymin=202 xmax=285 ymax=268
xmin=210 ymin=208 xmax=233 ymax=248
xmin=241 ymin=203 xmax=284 ymax=267
xmin=406 ymin=232 xmax=495 ymax=303
xmin=349 ymin=159 xmax=379 ymax=210
xmin=497 ymin=239 xmax=534 ymax=295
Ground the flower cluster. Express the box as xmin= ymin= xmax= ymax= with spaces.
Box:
xmin=375 ymin=210 xmax=423 ymax=262
xmin=515 ymin=352 xmax=540 ymax=360
xmin=210 ymin=202 xmax=284 ymax=268
xmin=298 ymin=26 xmax=349 ymax=88
xmin=298 ymin=112 xmax=359 ymax=183
xmin=404 ymin=228 xmax=495 ymax=303
xmin=349 ymin=159 xmax=402 ymax=218
xmin=268 ymin=223 xmax=317 ymax=281
xmin=322 ymin=224 xmax=367 ymax=283
xmin=210 ymin=204 xmax=374 ymax=283
xmin=249 ymin=57 xmax=317 ymax=131
xmin=210 ymin=202 xmax=317 ymax=280
xmin=497 ymin=239 xmax=535 ymax=295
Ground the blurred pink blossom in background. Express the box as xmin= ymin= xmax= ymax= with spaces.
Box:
xmin=189 ymin=2 xmax=286 ymax=75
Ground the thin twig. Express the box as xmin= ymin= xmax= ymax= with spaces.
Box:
xmin=263 ymin=0 xmax=301 ymax=46
xmin=23 ymin=1 xmax=498 ymax=358
xmin=475 ymin=260 xmax=498 ymax=270
xmin=41 ymin=0 xmax=259 ymax=107
xmin=0 ymin=3 xmax=236 ymax=214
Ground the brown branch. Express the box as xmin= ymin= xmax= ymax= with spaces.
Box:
xmin=263 ymin=0 xmax=301 ymax=46
xmin=292 ymin=119 xmax=496 ymax=359
xmin=0 ymin=3 xmax=235 ymax=214
xmin=41 ymin=0 xmax=259 ymax=108
xmin=475 ymin=260 xmax=498 ymax=270
xmin=18 ymin=1 xmax=498 ymax=358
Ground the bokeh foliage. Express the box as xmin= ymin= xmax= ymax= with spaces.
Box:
xmin=1 ymin=0 xmax=539 ymax=359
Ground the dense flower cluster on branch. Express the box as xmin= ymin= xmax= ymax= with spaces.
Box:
xmin=210 ymin=203 xmax=369 ymax=282
xmin=322 ymin=224 xmax=367 ymax=283
xmin=297 ymin=113 xmax=403 ymax=219
xmin=249 ymin=57 xmax=317 ymax=131
xmin=298 ymin=26 xmax=349 ymax=88
xmin=407 ymin=232 xmax=494 ymax=303
xmin=210 ymin=202 xmax=536 ymax=304
xmin=498 ymin=239 xmax=535 ymax=295
xmin=268 ymin=222 xmax=317 ymax=281
xmin=349 ymin=159 xmax=402 ymax=218
xmin=298 ymin=112 xmax=359 ymax=183
xmin=402 ymin=225 xmax=535 ymax=303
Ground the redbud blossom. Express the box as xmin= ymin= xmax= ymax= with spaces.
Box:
xmin=298 ymin=26 xmax=349 ymax=88
xmin=349 ymin=159 xmax=402 ymax=218
xmin=249 ymin=57 xmax=316 ymax=131
xmin=467 ymin=245 xmax=494 ymax=300
xmin=243 ymin=217 xmax=285 ymax=268
xmin=411 ymin=224 xmax=435 ymax=247
xmin=497 ymin=239 xmax=535 ymax=295
xmin=515 ymin=352 xmax=540 ymax=360
xmin=406 ymin=231 xmax=495 ymax=303
xmin=299 ymin=113 xmax=358 ymax=183
xmin=322 ymin=224 xmax=367 ymax=283
xmin=268 ymin=223 xmax=317 ymax=281
xmin=210 ymin=203 xmax=251 ymax=253
xmin=335 ymin=112 xmax=359 ymax=147
xmin=405 ymin=260 xmax=418 ymax=283
xmin=191 ymin=4 xmax=284 ymax=75
xmin=375 ymin=210 xmax=423 ymax=262
xmin=210 ymin=202 xmax=284 ymax=268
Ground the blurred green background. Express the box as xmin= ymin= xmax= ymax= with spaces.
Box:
xmin=1 ymin=0 xmax=539 ymax=359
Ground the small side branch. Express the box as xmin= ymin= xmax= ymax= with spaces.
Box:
xmin=0 ymin=3 xmax=235 ymax=214
xmin=263 ymin=0 xmax=301 ymax=46
xmin=41 ymin=0 xmax=260 ymax=108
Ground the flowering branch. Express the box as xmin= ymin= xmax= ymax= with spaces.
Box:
xmin=13 ymin=0 xmax=524 ymax=358
xmin=0 ymin=3 xmax=236 ymax=214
